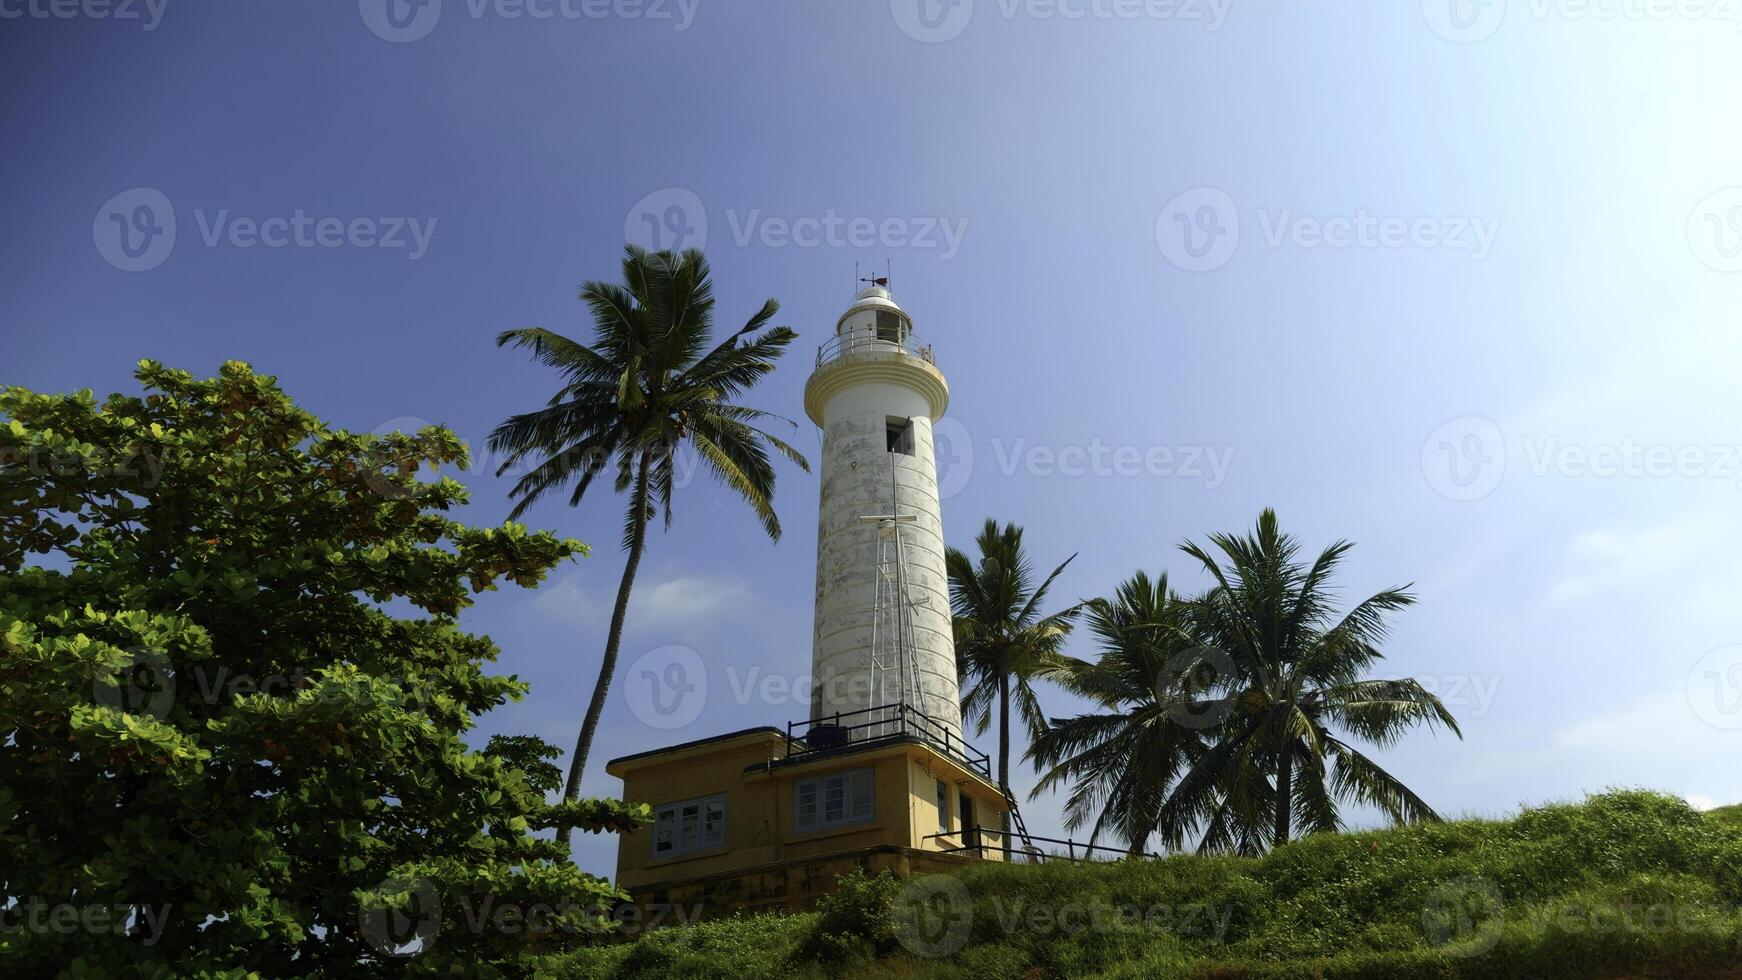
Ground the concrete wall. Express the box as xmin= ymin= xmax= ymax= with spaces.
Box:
xmin=809 ymin=401 xmax=960 ymax=737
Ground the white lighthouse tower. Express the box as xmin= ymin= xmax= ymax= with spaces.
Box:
xmin=606 ymin=284 xmax=1023 ymax=912
xmin=804 ymin=284 xmax=961 ymax=743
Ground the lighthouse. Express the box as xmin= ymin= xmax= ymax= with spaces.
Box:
xmin=803 ymin=284 xmax=961 ymax=741
xmin=605 ymin=282 xmax=1015 ymax=920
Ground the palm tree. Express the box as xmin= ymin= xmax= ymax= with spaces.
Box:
xmin=945 ymin=519 xmax=1082 ymax=844
xmin=1027 ymin=571 xmax=1217 ymax=854
xmin=1162 ymin=509 xmax=1462 ymax=853
xmin=489 ymin=246 xmax=808 ymax=842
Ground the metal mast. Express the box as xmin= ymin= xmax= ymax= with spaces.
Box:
xmin=860 ymin=459 xmax=924 ymax=737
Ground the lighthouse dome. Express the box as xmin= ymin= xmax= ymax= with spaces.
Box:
xmin=836 ymin=285 xmax=911 ymax=339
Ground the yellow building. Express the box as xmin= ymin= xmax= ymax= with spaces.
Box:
xmin=607 ymin=708 xmax=1015 ymax=917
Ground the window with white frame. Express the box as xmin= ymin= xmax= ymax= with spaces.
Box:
xmin=795 ymin=768 xmax=874 ymax=833
xmin=651 ymin=794 xmax=726 ymax=858
xmin=936 ymin=779 xmax=951 ymax=833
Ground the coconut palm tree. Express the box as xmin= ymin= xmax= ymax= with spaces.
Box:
xmin=489 ymin=246 xmax=808 ymax=842
xmin=1027 ymin=571 xmax=1220 ymax=854
xmin=1160 ymin=509 xmax=1462 ymax=853
xmin=945 ymin=519 xmax=1082 ymax=843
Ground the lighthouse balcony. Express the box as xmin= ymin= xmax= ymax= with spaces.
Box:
xmin=779 ymin=702 xmax=988 ymax=779
xmin=814 ymin=330 xmax=937 ymax=368
xmin=804 ymin=330 xmax=950 ymax=425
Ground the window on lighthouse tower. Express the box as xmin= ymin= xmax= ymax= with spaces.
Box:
xmin=875 ymin=309 xmax=906 ymax=343
xmin=886 ymin=417 xmax=915 ymax=456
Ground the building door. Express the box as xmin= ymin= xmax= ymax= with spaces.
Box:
xmin=960 ymin=793 xmax=977 ymax=854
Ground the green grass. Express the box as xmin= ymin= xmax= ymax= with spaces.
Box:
xmin=539 ymin=791 xmax=1742 ymax=979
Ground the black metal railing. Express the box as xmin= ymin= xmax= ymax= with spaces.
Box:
xmin=922 ymin=827 xmax=1160 ymax=864
xmin=784 ymin=703 xmax=989 ymax=779
xmin=815 ymin=332 xmax=936 ymax=368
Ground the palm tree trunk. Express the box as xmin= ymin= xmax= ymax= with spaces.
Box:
xmin=555 ymin=454 xmax=651 ymax=847
xmin=998 ymin=671 xmax=1012 ymax=847
xmin=1274 ymin=738 xmax=1293 ymax=848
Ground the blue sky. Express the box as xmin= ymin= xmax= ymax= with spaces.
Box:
xmin=6 ymin=2 xmax=1742 ymax=876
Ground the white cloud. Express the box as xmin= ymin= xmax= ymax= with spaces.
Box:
xmin=1551 ymin=690 xmax=1695 ymax=754
xmin=1545 ymin=514 xmax=1726 ymax=605
xmin=1686 ymin=793 xmax=1723 ymax=812
xmin=1510 ymin=327 xmax=1742 ymax=443
xmin=529 ymin=569 xmax=760 ymax=638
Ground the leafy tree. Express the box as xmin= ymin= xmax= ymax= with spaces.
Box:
xmin=0 ymin=362 xmax=646 ymax=977
xmin=1026 ymin=571 xmax=1211 ymax=854
xmin=489 ymin=246 xmax=808 ymax=839
xmin=1166 ymin=509 xmax=1461 ymax=853
xmin=945 ymin=519 xmax=1081 ymax=843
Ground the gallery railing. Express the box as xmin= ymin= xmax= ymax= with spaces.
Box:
xmin=922 ymin=827 xmax=1160 ymax=864
xmin=784 ymin=702 xmax=989 ymax=780
xmin=815 ymin=332 xmax=936 ymax=368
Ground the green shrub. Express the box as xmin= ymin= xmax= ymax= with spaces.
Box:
xmin=543 ymin=790 xmax=1742 ymax=979
xmin=540 ymin=911 xmax=815 ymax=979
xmin=798 ymin=868 xmax=905 ymax=968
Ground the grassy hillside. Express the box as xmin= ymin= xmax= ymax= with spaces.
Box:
xmin=542 ymin=791 xmax=1742 ymax=979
